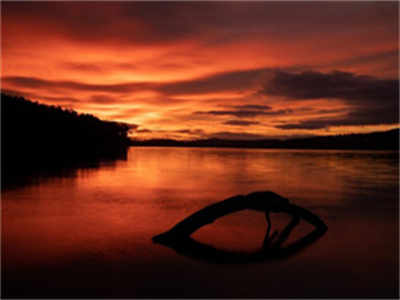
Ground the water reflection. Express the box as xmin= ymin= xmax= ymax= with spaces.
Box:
xmin=2 ymin=147 xmax=398 ymax=298
xmin=2 ymin=147 xmax=128 ymax=190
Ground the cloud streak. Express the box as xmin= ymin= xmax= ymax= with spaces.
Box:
xmin=223 ymin=120 xmax=261 ymax=126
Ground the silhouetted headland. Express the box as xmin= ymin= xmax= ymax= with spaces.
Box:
xmin=1 ymin=93 xmax=133 ymax=188
xmin=153 ymin=191 xmax=327 ymax=264
xmin=132 ymin=129 xmax=399 ymax=150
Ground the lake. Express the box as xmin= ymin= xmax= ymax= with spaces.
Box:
xmin=2 ymin=147 xmax=399 ymax=297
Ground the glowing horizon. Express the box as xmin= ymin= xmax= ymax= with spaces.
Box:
xmin=1 ymin=2 xmax=399 ymax=140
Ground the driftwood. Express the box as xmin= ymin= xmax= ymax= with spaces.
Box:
xmin=153 ymin=191 xmax=328 ymax=264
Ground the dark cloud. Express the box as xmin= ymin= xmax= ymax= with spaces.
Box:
xmin=276 ymin=106 xmax=399 ymax=130
xmin=62 ymin=62 xmax=105 ymax=73
xmin=2 ymin=76 xmax=151 ymax=94
xmin=2 ymin=67 xmax=267 ymax=96
xmin=3 ymin=77 xmax=55 ymax=89
xmin=3 ymin=2 xmax=397 ymax=46
xmin=158 ymin=68 xmax=269 ymax=95
xmin=232 ymin=105 xmax=272 ymax=110
xmin=6 ymin=66 xmax=397 ymax=105
xmin=261 ymin=70 xmax=398 ymax=103
xmin=62 ymin=61 xmax=140 ymax=74
xmin=315 ymin=108 xmax=347 ymax=114
xmin=195 ymin=108 xmax=292 ymax=118
xmin=208 ymin=131 xmax=270 ymax=141
xmin=223 ymin=120 xmax=260 ymax=126
xmin=195 ymin=110 xmax=265 ymax=118
xmin=173 ymin=129 xmax=205 ymax=136
xmin=261 ymin=70 xmax=399 ymax=128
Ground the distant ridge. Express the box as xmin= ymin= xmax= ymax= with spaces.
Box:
xmin=131 ymin=129 xmax=399 ymax=150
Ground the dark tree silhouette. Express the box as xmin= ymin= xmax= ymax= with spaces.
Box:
xmin=1 ymin=93 xmax=133 ymax=187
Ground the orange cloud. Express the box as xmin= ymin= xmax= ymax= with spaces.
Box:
xmin=1 ymin=2 xmax=398 ymax=139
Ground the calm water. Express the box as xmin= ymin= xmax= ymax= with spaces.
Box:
xmin=2 ymin=147 xmax=399 ymax=297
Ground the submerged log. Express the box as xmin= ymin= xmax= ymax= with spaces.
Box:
xmin=153 ymin=191 xmax=328 ymax=264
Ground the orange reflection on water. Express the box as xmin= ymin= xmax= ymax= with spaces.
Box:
xmin=2 ymin=147 xmax=398 ymax=297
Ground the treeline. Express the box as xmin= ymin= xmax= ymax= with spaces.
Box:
xmin=1 ymin=93 xmax=132 ymax=186
xmin=131 ymin=129 xmax=399 ymax=150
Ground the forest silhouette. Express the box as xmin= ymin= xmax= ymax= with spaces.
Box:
xmin=1 ymin=93 xmax=132 ymax=187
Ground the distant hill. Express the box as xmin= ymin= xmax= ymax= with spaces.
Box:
xmin=1 ymin=93 xmax=133 ymax=186
xmin=131 ymin=129 xmax=399 ymax=150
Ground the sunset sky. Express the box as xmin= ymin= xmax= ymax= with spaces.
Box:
xmin=1 ymin=2 xmax=399 ymax=140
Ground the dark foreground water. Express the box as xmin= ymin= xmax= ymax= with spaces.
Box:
xmin=2 ymin=147 xmax=399 ymax=298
